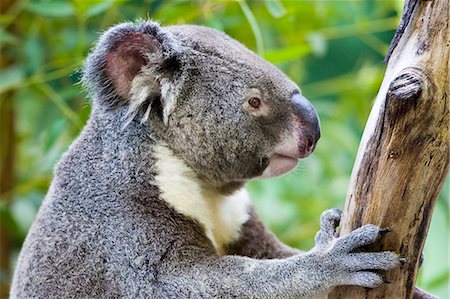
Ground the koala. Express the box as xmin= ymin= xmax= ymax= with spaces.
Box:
xmin=11 ymin=20 xmax=401 ymax=298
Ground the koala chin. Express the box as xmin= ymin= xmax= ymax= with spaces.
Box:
xmin=11 ymin=20 xmax=400 ymax=298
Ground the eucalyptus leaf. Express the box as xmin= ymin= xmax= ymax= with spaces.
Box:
xmin=86 ymin=1 xmax=116 ymax=18
xmin=26 ymin=2 xmax=75 ymax=17
xmin=264 ymin=44 xmax=311 ymax=63
xmin=0 ymin=28 xmax=19 ymax=44
xmin=0 ymin=66 xmax=26 ymax=94
xmin=264 ymin=0 xmax=286 ymax=18
xmin=25 ymin=36 xmax=45 ymax=73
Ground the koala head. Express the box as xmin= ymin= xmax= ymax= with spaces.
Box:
xmin=82 ymin=20 xmax=320 ymax=192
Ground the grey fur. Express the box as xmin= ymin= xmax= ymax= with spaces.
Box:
xmin=11 ymin=20 xmax=400 ymax=298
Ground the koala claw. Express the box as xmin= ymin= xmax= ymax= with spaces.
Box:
xmin=399 ymin=257 xmax=408 ymax=268
xmin=379 ymin=227 xmax=392 ymax=235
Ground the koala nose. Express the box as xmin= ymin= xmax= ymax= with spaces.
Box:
xmin=291 ymin=93 xmax=321 ymax=153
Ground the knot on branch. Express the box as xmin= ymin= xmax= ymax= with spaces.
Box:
xmin=383 ymin=67 xmax=438 ymax=156
xmin=387 ymin=68 xmax=425 ymax=102
xmin=385 ymin=68 xmax=434 ymax=121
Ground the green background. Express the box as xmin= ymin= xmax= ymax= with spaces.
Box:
xmin=0 ymin=0 xmax=448 ymax=297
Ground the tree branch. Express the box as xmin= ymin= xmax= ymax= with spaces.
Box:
xmin=329 ymin=0 xmax=449 ymax=298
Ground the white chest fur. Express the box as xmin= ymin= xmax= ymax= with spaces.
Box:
xmin=153 ymin=144 xmax=250 ymax=254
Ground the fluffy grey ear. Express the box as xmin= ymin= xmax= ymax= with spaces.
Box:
xmin=82 ymin=21 xmax=184 ymax=125
xmin=105 ymin=32 xmax=162 ymax=101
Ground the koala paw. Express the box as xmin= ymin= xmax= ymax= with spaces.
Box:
xmin=311 ymin=209 xmax=401 ymax=289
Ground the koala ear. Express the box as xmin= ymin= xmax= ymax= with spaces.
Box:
xmin=82 ymin=21 xmax=184 ymax=125
xmin=105 ymin=32 xmax=162 ymax=100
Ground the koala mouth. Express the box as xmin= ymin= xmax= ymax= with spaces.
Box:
xmin=259 ymin=137 xmax=316 ymax=179
xmin=262 ymin=154 xmax=299 ymax=177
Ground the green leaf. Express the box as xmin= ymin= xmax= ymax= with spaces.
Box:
xmin=0 ymin=66 xmax=26 ymax=94
xmin=26 ymin=2 xmax=75 ymax=17
xmin=0 ymin=14 xmax=14 ymax=24
xmin=0 ymin=202 xmax=22 ymax=240
xmin=264 ymin=0 xmax=286 ymax=18
xmin=44 ymin=118 xmax=67 ymax=151
xmin=72 ymin=0 xmax=119 ymax=18
xmin=307 ymin=33 xmax=327 ymax=57
xmin=36 ymin=83 xmax=83 ymax=128
xmin=0 ymin=28 xmax=19 ymax=44
xmin=425 ymin=271 xmax=449 ymax=289
xmin=239 ymin=0 xmax=264 ymax=55
xmin=25 ymin=36 xmax=45 ymax=73
xmin=86 ymin=1 xmax=116 ymax=18
xmin=264 ymin=44 xmax=311 ymax=63
xmin=11 ymin=196 xmax=39 ymax=235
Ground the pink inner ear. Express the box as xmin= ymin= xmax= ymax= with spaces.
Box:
xmin=106 ymin=33 xmax=161 ymax=99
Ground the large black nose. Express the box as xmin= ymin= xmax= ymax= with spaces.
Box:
xmin=291 ymin=93 xmax=321 ymax=152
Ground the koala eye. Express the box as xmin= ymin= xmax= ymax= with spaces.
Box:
xmin=248 ymin=97 xmax=261 ymax=109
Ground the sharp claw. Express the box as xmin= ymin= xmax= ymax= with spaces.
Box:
xmin=379 ymin=227 xmax=392 ymax=235
xmin=383 ymin=278 xmax=391 ymax=284
xmin=399 ymin=257 xmax=408 ymax=268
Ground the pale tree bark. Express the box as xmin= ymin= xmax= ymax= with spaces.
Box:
xmin=329 ymin=0 xmax=449 ymax=298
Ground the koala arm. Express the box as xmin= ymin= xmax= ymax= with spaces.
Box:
xmin=158 ymin=209 xmax=399 ymax=298
xmin=225 ymin=205 xmax=300 ymax=259
xmin=226 ymin=207 xmax=437 ymax=298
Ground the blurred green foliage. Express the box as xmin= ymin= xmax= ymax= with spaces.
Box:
xmin=0 ymin=0 xmax=448 ymax=297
